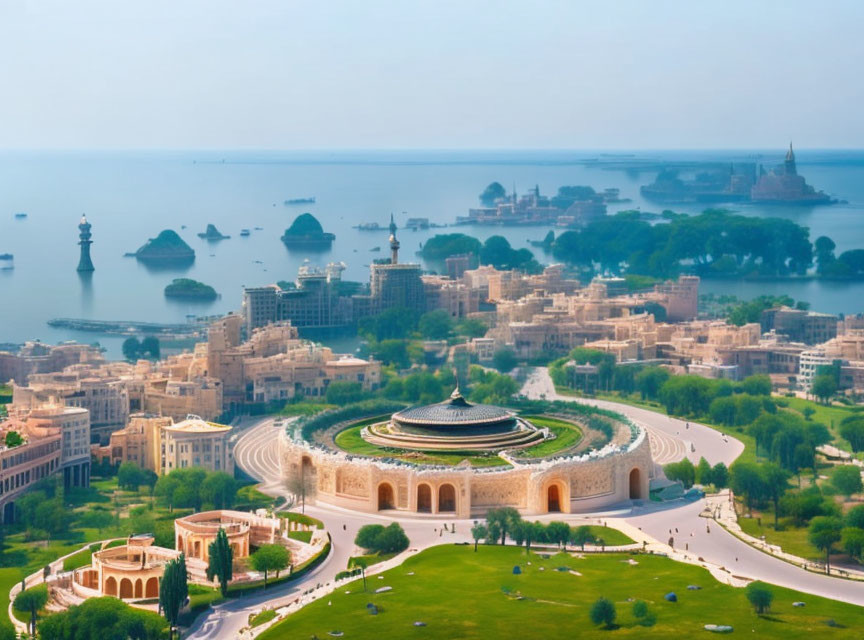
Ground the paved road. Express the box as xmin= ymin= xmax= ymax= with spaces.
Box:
xmin=520 ymin=367 xmax=743 ymax=467
xmin=521 ymin=367 xmax=864 ymax=607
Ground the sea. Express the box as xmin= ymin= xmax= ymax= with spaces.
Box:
xmin=1 ymin=149 xmax=863 ymax=359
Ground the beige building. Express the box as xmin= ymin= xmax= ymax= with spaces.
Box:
xmin=161 ymin=417 xmax=233 ymax=475
xmin=174 ymin=510 xmax=281 ymax=562
xmin=0 ymin=414 xmax=62 ymax=523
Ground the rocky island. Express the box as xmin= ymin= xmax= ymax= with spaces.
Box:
xmin=281 ymin=212 xmax=335 ymax=249
xmin=134 ymin=230 xmax=195 ymax=265
xmin=197 ymin=224 xmax=230 ymax=240
xmin=164 ymin=278 xmax=218 ymax=301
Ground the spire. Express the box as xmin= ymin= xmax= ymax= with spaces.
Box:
xmin=786 ymin=141 xmax=795 ymax=162
xmin=77 ymin=215 xmax=94 ymax=272
xmin=389 ymin=213 xmax=400 ymax=265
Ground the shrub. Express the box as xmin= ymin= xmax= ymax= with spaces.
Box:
xmin=354 ymin=523 xmax=409 ymax=554
xmin=745 ymin=583 xmax=774 ymax=614
xmin=589 ymin=597 xmax=616 ymax=628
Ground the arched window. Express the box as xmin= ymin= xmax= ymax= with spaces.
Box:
xmin=378 ymin=483 xmax=395 ymax=510
xmin=438 ymin=484 xmax=456 ymax=512
xmin=417 ymin=484 xmax=432 ymax=513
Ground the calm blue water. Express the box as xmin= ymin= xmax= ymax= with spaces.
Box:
xmin=1 ymin=149 xmax=863 ymax=358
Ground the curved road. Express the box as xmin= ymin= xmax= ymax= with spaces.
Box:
xmin=190 ymin=370 xmax=864 ymax=638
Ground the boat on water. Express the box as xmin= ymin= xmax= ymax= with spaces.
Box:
xmin=240 ymin=229 xmax=251 ymax=237
xmin=370 ymin=246 xmax=381 ymax=252
xmin=14 ymin=213 xmax=27 ymax=219
xmin=353 ymin=222 xmax=383 ymax=231
xmin=284 ymin=197 xmax=316 ymax=205
xmin=0 ymin=254 xmax=12 ymax=270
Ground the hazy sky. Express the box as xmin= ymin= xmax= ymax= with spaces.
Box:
xmin=1 ymin=0 xmax=862 ymax=150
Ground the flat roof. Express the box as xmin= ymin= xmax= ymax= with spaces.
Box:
xmin=163 ymin=417 xmax=231 ymax=434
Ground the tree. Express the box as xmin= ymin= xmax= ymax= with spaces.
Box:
xmin=355 ymin=524 xmax=385 ymax=551
xmin=745 ymin=583 xmax=774 ymax=614
xmin=117 ymin=461 xmax=146 ymax=491
xmin=471 ymin=522 xmax=487 ymax=552
xmin=695 ymin=457 xmax=713 ymax=486
xmin=842 ymin=527 xmax=864 ymax=563
xmin=418 ymin=310 xmax=453 ymax=340
xmin=4 ymin=430 xmax=23 ymax=447
xmin=730 ymin=461 xmax=767 ymax=516
xmin=846 ymin=504 xmax=864 ymax=529
xmin=571 ymin=525 xmax=595 ymax=551
xmin=840 ymin=419 xmax=864 ymax=453
xmin=831 ymin=465 xmax=863 ymax=500
xmin=251 ymin=544 xmax=290 ymax=588
xmin=201 ymin=471 xmax=238 ymax=510
xmin=492 ymin=348 xmax=518 ymax=374
xmin=206 ymin=528 xmax=233 ymax=597
xmin=546 ymin=521 xmax=570 ymax=549
xmin=14 ymin=584 xmax=48 ymax=636
xmin=154 ymin=474 xmax=181 ymax=512
xmin=486 ymin=507 xmax=521 ymax=545
xmin=160 ymin=555 xmax=188 ymax=640
xmin=140 ymin=336 xmax=161 ymax=359
xmin=711 ymin=462 xmax=729 ymax=489
xmin=38 ymin=597 xmax=167 ymax=639
xmin=455 ymin=317 xmax=488 ymax=339
xmin=480 ymin=182 xmax=506 ymax=206
xmin=353 ymin=557 xmax=368 ymax=592
xmin=285 ymin=462 xmax=316 ymax=514
xmin=354 ymin=523 xmax=409 ymax=554
xmin=635 ymin=367 xmax=670 ymax=401
xmin=740 ymin=374 xmax=772 ymax=396
xmin=631 ymin=599 xmax=655 ymax=627
xmin=808 ymin=516 xmax=843 ymax=574
xmin=664 ymin=458 xmax=695 ymax=489
xmin=811 ymin=374 xmax=837 ymax=404
xmin=589 ymin=597 xmax=616 ymax=629
xmin=761 ymin=463 xmax=789 ymax=528
xmin=325 ymin=381 xmax=365 ymax=406
xmin=122 ymin=337 xmax=142 ymax=361
xmin=80 ymin=508 xmax=114 ymax=534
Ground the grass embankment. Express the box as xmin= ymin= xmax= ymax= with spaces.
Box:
xmin=260 ymin=545 xmax=864 ymax=640
xmin=737 ymin=516 xmax=822 ymax=561
xmin=348 ymin=551 xmax=400 ymax=570
xmin=250 ymin=609 xmax=277 ymax=627
xmin=512 ymin=416 xmax=582 ymax=458
xmin=581 ymin=526 xmax=635 ymax=547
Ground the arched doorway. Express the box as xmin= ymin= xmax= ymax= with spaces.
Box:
xmin=119 ymin=578 xmax=133 ymax=599
xmin=629 ymin=468 xmax=642 ymax=499
xmin=145 ymin=577 xmax=159 ymax=598
xmin=547 ymin=484 xmax=561 ymax=513
xmin=104 ymin=576 xmax=117 ymax=596
xmin=417 ymin=484 xmax=432 ymax=513
xmin=378 ymin=483 xmax=395 ymax=510
xmin=193 ymin=540 xmax=202 ymax=559
xmin=438 ymin=484 xmax=456 ymax=513
xmin=134 ymin=579 xmax=143 ymax=598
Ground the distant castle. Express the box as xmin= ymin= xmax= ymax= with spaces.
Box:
xmin=750 ymin=143 xmax=834 ymax=204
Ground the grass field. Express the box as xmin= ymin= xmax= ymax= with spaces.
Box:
xmin=259 ymin=544 xmax=864 ymax=640
xmin=512 ymin=416 xmax=582 ymax=458
xmin=738 ymin=514 xmax=823 ymax=561
xmin=0 ymin=567 xmax=23 ymax=635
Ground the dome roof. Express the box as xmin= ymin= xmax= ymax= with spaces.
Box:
xmin=393 ymin=388 xmax=514 ymax=426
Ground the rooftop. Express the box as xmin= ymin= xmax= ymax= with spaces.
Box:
xmin=392 ymin=388 xmax=514 ymax=426
xmin=163 ymin=416 xmax=231 ymax=434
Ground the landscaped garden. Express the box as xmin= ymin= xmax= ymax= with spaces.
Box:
xmin=259 ymin=544 xmax=864 ymax=639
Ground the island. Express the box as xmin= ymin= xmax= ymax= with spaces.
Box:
xmin=134 ymin=230 xmax=195 ymax=264
xmin=197 ymin=224 xmax=230 ymax=240
xmin=164 ymin=278 xmax=218 ymax=301
xmin=281 ymin=212 xmax=335 ymax=249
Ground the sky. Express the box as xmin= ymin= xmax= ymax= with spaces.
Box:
xmin=0 ymin=0 xmax=862 ymax=150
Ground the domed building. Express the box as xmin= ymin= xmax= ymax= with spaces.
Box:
xmin=281 ymin=387 xmax=657 ymax=518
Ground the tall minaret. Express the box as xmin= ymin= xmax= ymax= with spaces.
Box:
xmin=389 ymin=213 xmax=400 ymax=265
xmin=77 ymin=215 xmax=94 ymax=272
xmin=784 ymin=141 xmax=797 ymax=176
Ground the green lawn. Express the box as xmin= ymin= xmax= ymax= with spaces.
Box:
xmin=260 ymin=545 xmax=864 ymax=640
xmin=348 ymin=551 xmax=399 ymax=570
xmin=782 ymin=397 xmax=863 ymax=448
xmin=738 ymin=515 xmax=823 ymax=561
xmin=0 ymin=567 xmax=23 ymax=636
xmin=250 ymin=609 xmax=278 ymax=627
xmin=512 ymin=416 xmax=582 ymax=458
xmin=287 ymin=530 xmax=313 ymax=543
xmin=583 ymin=525 xmax=635 ymax=547
xmin=278 ymin=511 xmax=325 ymax=529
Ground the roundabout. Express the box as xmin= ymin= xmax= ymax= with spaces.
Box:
xmin=280 ymin=386 xmax=656 ymax=518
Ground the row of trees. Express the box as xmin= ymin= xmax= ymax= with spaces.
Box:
xmin=551 ymin=209 xmax=819 ymax=279
xmin=420 ymin=232 xmax=542 ymax=273
xmin=154 ymin=467 xmax=240 ymax=512
xmin=470 ymin=507 xmax=605 ymax=553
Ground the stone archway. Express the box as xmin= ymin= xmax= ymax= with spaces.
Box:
xmin=145 ymin=577 xmax=159 ymax=598
xmin=378 ymin=483 xmax=395 ymax=510
xmin=547 ymin=484 xmax=562 ymax=513
xmin=629 ymin=468 xmax=642 ymax=499
xmin=119 ymin=578 xmax=133 ymax=599
xmin=134 ymin=579 xmax=143 ymax=599
xmin=417 ymin=484 xmax=432 ymax=513
xmin=438 ymin=484 xmax=456 ymax=513
xmin=104 ymin=576 xmax=117 ymax=596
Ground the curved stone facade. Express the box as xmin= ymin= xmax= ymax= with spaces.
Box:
xmin=281 ymin=418 xmax=655 ymax=518
xmin=174 ymin=509 xmax=281 ymax=562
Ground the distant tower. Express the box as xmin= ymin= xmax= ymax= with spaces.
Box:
xmin=784 ymin=142 xmax=797 ymax=176
xmin=389 ymin=213 xmax=400 ymax=265
xmin=77 ymin=215 xmax=94 ymax=272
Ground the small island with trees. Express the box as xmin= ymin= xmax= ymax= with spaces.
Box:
xmin=164 ymin=278 xmax=218 ymax=301
xmin=133 ymin=230 xmax=195 ymax=265
xmin=197 ymin=224 xmax=230 ymax=241
xmin=281 ymin=213 xmax=335 ymax=249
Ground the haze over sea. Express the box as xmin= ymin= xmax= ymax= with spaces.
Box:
xmin=2 ymin=148 xmax=864 ymax=359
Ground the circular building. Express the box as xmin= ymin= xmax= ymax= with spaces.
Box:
xmin=281 ymin=388 xmax=657 ymax=518
xmin=364 ymin=388 xmax=545 ymax=451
